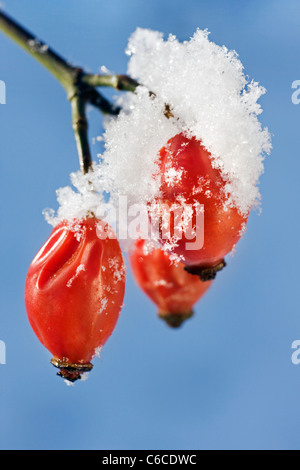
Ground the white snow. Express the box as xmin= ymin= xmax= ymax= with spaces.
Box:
xmin=104 ymin=27 xmax=271 ymax=216
xmin=43 ymin=167 xmax=106 ymax=227
xmin=93 ymin=346 xmax=103 ymax=359
xmin=108 ymin=257 xmax=126 ymax=283
xmin=66 ymin=264 xmax=86 ymax=288
xmin=99 ymin=297 xmax=108 ymax=315
xmin=44 ymin=27 xmax=271 ymax=249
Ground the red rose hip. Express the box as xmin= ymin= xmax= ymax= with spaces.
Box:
xmin=151 ymin=133 xmax=248 ymax=280
xmin=25 ymin=217 xmax=126 ymax=382
xmin=130 ymin=240 xmax=212 ymax=328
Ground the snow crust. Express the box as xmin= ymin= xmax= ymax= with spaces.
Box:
xmin=45 ymin=27 xmax=271 ymax=236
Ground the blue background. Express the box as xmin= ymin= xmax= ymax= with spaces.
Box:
xmin=0 ymin=0 xmax=299 ymax=450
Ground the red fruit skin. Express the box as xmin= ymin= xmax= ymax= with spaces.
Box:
xmin=25 ymin=218 xmax=125 ymax=366
xmin=130 ymin=240 xmax=212 ymax=318
xmin=153 ymin=133 xmax=248 ymax=268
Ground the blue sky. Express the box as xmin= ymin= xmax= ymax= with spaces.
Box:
xmin=0 ymin=0 xmax=300 ymax=450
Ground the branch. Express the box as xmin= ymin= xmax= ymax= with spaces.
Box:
xmin=71 ymin=96 xmax=92 ymax=174
xmin=0 ymin=9 xmax=132 ymax=175
xmin=81 ymin=74 xmax=140 ymax=92
xmin=85 ymin=88 xmax=121 ymax=116
xmin=0 ymin=9 xmax=171 ymax=176
xmin=0 ymin=10 xmax=75 ymax=95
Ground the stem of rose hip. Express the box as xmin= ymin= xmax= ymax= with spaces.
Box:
xmin=0 ymin=10 xmax=138 ymax=174
xmin=70 ymin=95 xmax=92 ymax=174
xmin=81 ymin=73 xmax=140 ymax=92
xmin=0 ymin=9 xmax=175 ymax=175
xmin=0 ymin=9 xmax=179 ymax=175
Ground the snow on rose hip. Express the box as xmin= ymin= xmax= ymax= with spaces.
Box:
xmin=25 ymin=217 xmax=126 ymax=382
xmin=101 ymin=29 xmax=271 ymax=284
xmin=149 ymin=133 xmax=249 ymax=281
xmin=130 ymin=240 xmax=212 ymax=328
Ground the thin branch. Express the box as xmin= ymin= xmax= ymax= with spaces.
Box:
xmin=0 ymin=10 xmax=75 ymax=95
xmin=83 ymin=73 xmax=174 ymax=118
xmin=86 ymin=88 xmax=121 ymax=115
xmin=0 ymin=9 xmax=125 ymax=174
xmin=71 ymin=96 xmax=92 ymax=174
xmin=81 ymin=74 xmax=140 ymax=92
xmin=0 ymin=9 xmax=172 ymax=176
